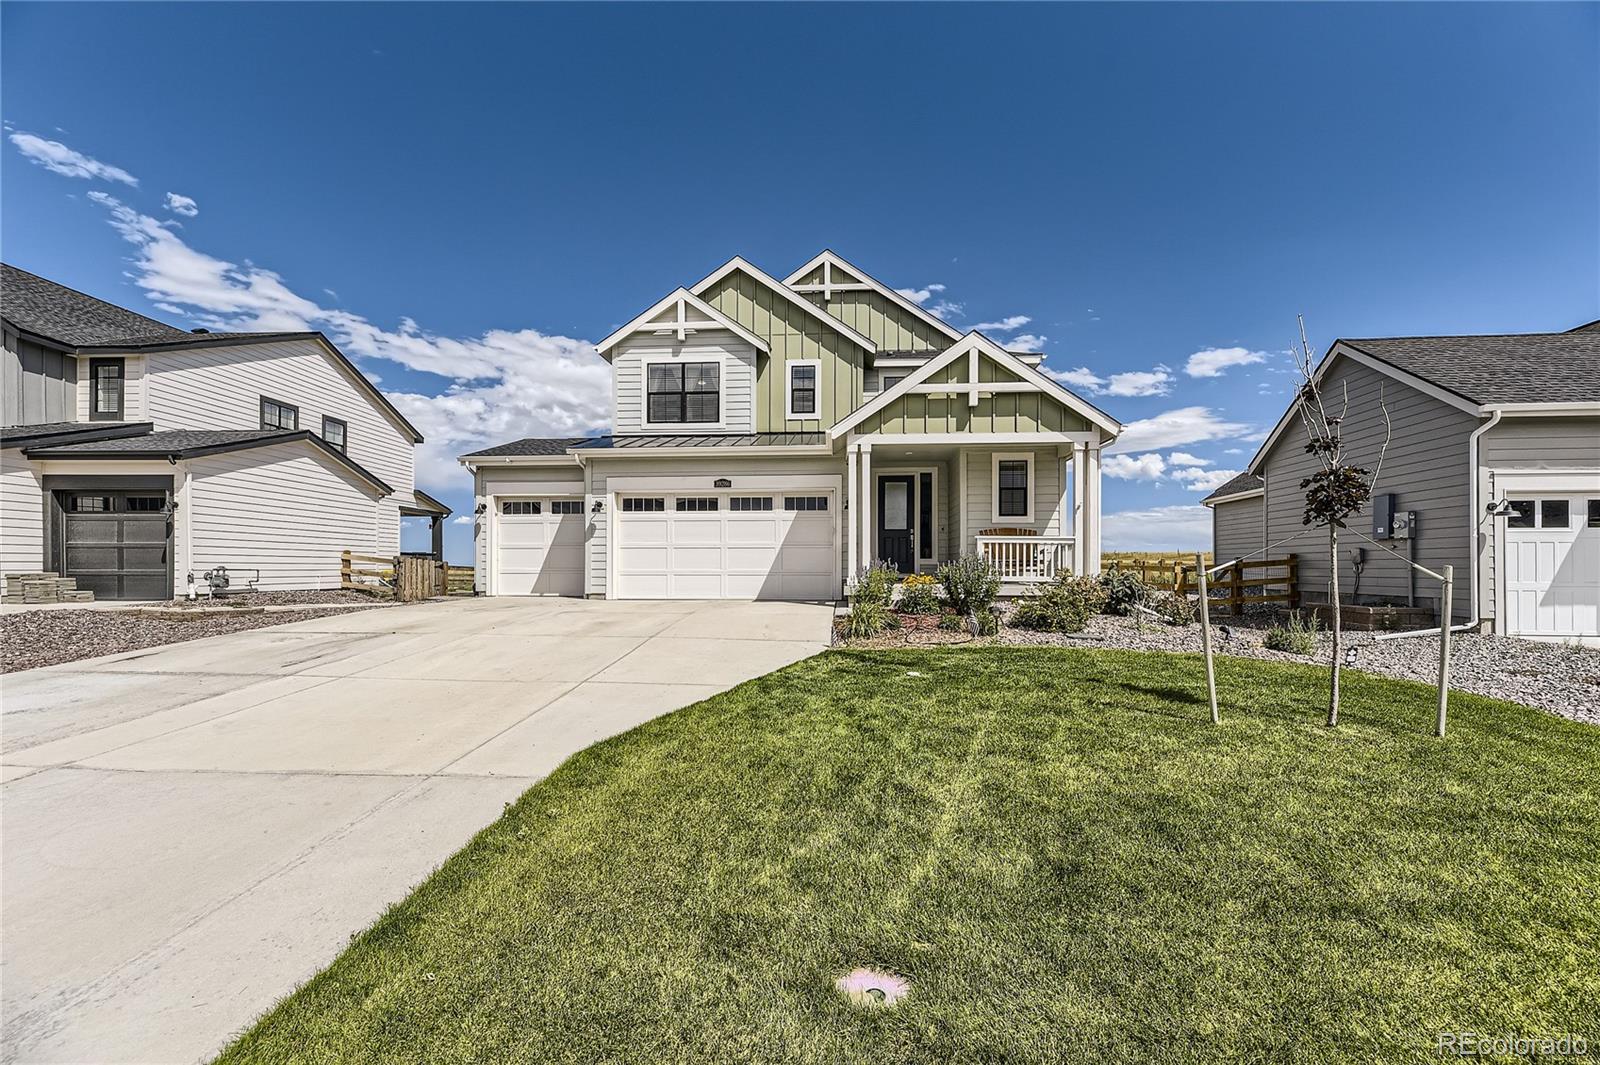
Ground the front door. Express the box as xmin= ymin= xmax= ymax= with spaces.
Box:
xmin=877 ymin=475 xmax=915 ymax=574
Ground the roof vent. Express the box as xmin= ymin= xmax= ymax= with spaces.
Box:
xmin=190 ymin=328 xmax=210 ymax=334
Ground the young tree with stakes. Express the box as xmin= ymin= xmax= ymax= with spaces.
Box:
xmin=1293 ymin=317 xmax=1391 ymax=726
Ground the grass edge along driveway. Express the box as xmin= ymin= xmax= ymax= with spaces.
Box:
xmin=217 ymin=647 xmax=1599 ymax=1065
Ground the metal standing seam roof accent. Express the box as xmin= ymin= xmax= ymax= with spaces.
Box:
xmin=573 ymin=433 xmax=829 ymax=450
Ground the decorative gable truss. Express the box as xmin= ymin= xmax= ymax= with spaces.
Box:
xmin=831 ymin=331 xmax=1122 ymax=443
xmin=784 ymin=250 xmax=959 ymax=354
xmin=595 ymin=288 xmax=769 ymax=360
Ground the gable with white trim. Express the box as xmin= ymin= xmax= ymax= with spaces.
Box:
xmin=784 ymin=251 xmax=957 ymax=354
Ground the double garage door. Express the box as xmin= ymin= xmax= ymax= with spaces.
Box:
xmin=616 ymin=491 xmax=837 ymax=600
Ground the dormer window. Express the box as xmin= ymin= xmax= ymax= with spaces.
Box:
xmin=786 ymin=360 xmax=820 ymax=419
xmin=646 ymin=361 xmax=719 ymax=424
xmin=89 ymin=359 xmax=124 ymax=421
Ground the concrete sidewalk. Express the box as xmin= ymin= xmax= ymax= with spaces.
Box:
xmin=0 ymin=597 xmax=832 ymax=1064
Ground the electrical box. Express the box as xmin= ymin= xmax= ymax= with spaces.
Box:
xmin=1392 ymin=511 xmax=1417 ymax=540
xmin=1372 ymin=493 xmax=1396 ymax=539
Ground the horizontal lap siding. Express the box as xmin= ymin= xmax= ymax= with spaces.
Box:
xmin=144 ymin=340 xmax=414 ymax=546
xmin=586 ymin=454 xmax=847 ymax=597
xmin=1260 ymin=360 xmax=1477 ymax=621
xmin=611 ymin=333 xmax=756 ymax=434
xmin=1211 ymin=496 xmax=1264 ymax=563
xmin=76 ymin=355 xmax=146 ymax=421
xmin=0 ymin=450 xmax=46 ymax=573
xmin=473 ymin=465 xmax=586 ymax=593
xmin=188 ymin=446 xmax=384 ymax=590
xmin=960 ymin=449 xmax=1064 ymax=555
xmin=1478 ymin=416 xmax=1600 ymax=620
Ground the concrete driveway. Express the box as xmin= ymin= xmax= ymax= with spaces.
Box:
xmin=0 ymin=597 xmax=832 ymax=1064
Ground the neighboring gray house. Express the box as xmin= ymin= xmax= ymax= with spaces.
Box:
xmin=1205 ymin=322 xmax=1600 ymax=641
xmin=1 ymin=263 xmax=446 ymax=598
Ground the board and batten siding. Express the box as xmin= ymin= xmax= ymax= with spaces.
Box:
xmin=789 ymin=262 xmax=952 ymax=353
xmin=1260 ymin=358 xmax=1478 ymax=621
xmin=471 ymin=463 xmax=586 ymax=593
xmin=186 ymin=444 xmax=387 ymax=591
xmin=3 ymin=330 xmax=78 ymax=426
xmin=583 ymin=453 xmax=847 ymax=598
xmin=0 ymin=449 xmax=46 ymax=574
xmin=75 ymin=355 xmax=147 ymax=421
xmin=1211 ymin=495 xmax=1264 ymax=564
xmin=610 ymin=332 xmax=756 ymax=434
xmin=699 ymin=269 xmax=868 ymax=434
xmin=1477 ymin=415 xmax=1600 ymax=623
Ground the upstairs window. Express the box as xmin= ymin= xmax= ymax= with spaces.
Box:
xmin=260 ymin=396 xmax=299 ymax=431
xmin=646 ymin=362 xmax=719 ymax=424
xmin=787 ymin=360 xmax=820 ymax=419
xmin=89 ymin=359 xmax=124 ymax=421
xmin=321 ymin=416 xmax=348 ymax=453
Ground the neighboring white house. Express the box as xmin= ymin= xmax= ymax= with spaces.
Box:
xmin=1 ymin=263 xmax=446 ymax=598
xmin=1205 ymin=323 xmax=1600 ymax=642
xmin=460 ymin=251 xmax=1122 ymax=600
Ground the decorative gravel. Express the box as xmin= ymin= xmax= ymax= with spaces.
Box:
xmin=164 ymin=588 xmax=394 ymax=607
xmin=0 ymin=606 xmax=375 ymax=674
xmin=999 ymin=614 xmax=1600 ymax=725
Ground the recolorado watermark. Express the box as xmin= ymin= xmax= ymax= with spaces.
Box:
xmin=1437 ymin=1032 xmax=1588 ymax=1058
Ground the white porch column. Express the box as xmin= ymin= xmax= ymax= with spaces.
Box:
xmin=846 ymin=442 xmax=859 ymax=582
xmin=1072 ymin=442 xmax=1088 ymax=574
xmin=1085 ymin=446 xmax=1102 ymax=573
xmin=860 ymin=442 xmax=873 ymax=567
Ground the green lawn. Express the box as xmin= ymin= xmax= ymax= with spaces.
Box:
xmin=218 ymin=649 xmax=1599 ymax=1064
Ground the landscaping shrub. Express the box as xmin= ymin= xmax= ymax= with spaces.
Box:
xmin=1152 ymin=591 xmax=1196 ymax=627
xmin=846 ymin=597 xmax=890 ymax=639
xmin=854 ymin=560 xmax=897 ymax=606
xmin=936 ymin=555 xmax=1000 ymax=618
xmin=1010 ymin=575 xmax=1105 ymax=633
xmin=1264 ymin=610 xmax=1320 ymax=654
xmin=1099 ymin=568 xmax=1150 ymax=616
xmin=895 ymin=574 xmax=941 ymax=615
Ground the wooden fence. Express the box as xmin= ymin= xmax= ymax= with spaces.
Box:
xmin=1100 ymin=556 xmax=1198 ymax=591
xmin=342 ymin=551 xmax=475 ymax=600
xmin=1177 ymin=555 xmax=1299 ymax=615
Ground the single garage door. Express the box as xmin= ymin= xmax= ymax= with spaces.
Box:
xmin=616 ymin=491 xmax=836 ymax=600
xmin=59 ymin=490 xmax=171 ymax=600
xmin=1504 ymin=496 xmax=1600 ymax=638
xmin=494 ymin=497 xmax=585 ymax=595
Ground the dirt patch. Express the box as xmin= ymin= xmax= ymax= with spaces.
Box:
xmin=1 ymin=606 xmax=374 ymax=674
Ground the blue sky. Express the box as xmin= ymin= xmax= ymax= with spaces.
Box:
xmin=3 ymin=2 xmax=1595 ymax=561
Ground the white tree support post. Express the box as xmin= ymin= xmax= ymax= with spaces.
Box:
xmin=1436 ymin=564 xmax=1453 ymax=738
xmin=1195 ymin=552 xmax=1219 ymax=725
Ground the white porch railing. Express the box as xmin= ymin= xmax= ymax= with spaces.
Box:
xmin=976 ymin=535 xmax=1076 ymax=583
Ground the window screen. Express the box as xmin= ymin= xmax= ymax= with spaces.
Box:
xmin=997 ymin=460 xmax=1029 ymax=517
xmin=551 ymin=500 xmax=583 ymax=515
xmin=622 ymin=497 xmax=665 ymax=512
xmin=730 ymin=496 xmax=774 ymax=512
xmin=784 ymin=496 xmax=828 ymax=512
xmin=646 ymin=362 xmax=719 ymax=423
xmin=789 ymin=364 xmax=817 ymax=416
xmin=501 ymin=500 xmax=541 ymax=515
xmin=675 ymin=497 xmax=719 ymax=512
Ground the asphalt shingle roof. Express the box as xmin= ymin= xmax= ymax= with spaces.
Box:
xmin=0 ymin=421 xmax=154 ymax=449
xmin=461 ymin=437 xmax=595 ymax=458
xmin=1200 ymin=471 xmax=1264 ymax=505
xmin=1 ymin=264 xmax=190 ymax=347
xmin=1342 ymin=330 xmax=1600 ymax=405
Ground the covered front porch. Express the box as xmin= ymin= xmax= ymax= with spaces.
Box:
xmin=842 ymin=436 xmax=1103 ymax=589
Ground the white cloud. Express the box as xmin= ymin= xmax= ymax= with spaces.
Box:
xmin=1108 ymin=406 xmax=1250 ymax=454
xmin=1104 ymin=370 xmax=1174 ymax=398
xmin=974 ymin=314 xmax=1031 ymax=332
xmin=8 ymin=131 xmax=138 ymax=185
xmin=1005 ymin=333 xmax=1047 ymax=351
xmin=1102 ymin=453 xmax=1166 ymax=481
xmin=929 ymin=299 xmax=964 ymax=321
xmin=1171 ymin=467 xmax=1241 ymax=492
xmin=451 ymin=514 xmax=473 ymax=525
xmin=84 ymin=192 xmax=611 ymax=492
xmin=1045 ymin=365 xmax=1106 ymax=390
xmin=1185 ymin=346 xmax=1270 ymax=378
xmin=1223 ymin=447 xmax=1244 ymax=455
xmin=1167 ymin=451 xmax=1209 ymax=467
xmin=164 ymin=192 xmax=199 ymax=217
xmin=1102 ymin=504 xmax=1212 ymax=552
xmin=894 ymin=282 xmax=946 ymax=305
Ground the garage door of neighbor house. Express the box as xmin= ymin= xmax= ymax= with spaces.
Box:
xmin=60 ymin=490 xmax=171 ymax=601
xmin=494 ymin=497 xmax=585 ymax=595
xmin=615 ymin=491 xmax=837 ymax=600
xmin=1505 ymin=495 xmax=1600 ymax=638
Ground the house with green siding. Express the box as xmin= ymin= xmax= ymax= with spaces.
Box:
xmin=459 ymin=250 xmax=1122 ymax=600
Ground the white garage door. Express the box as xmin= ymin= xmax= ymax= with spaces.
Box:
xmin=1505 ymin=496 xmax=1599 ymax=637
xmin=494 ymin=497 xmax=585 ymax=596
xmin=616 ymin=492 xmax=837 ymax=600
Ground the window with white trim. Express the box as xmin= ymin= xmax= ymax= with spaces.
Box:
xmin=646 ymin=362 xmax=719 ymax=424
xmin=786 ymin=360 xmax=820 ymax=419
xmin=993 ymin=453 xmax=1033 ymax=522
